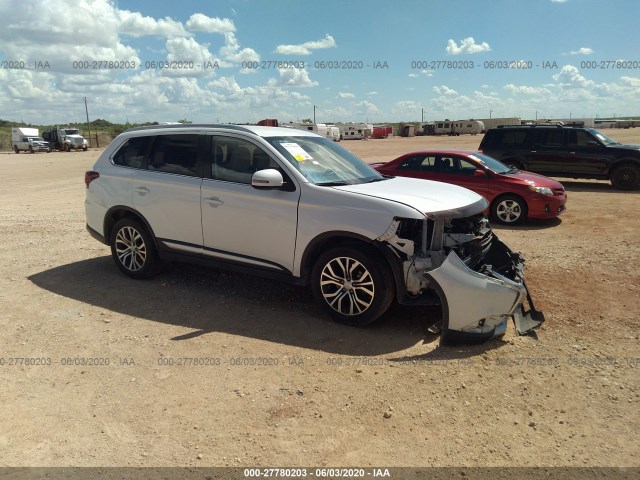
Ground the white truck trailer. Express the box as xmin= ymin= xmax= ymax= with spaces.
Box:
xmin=11 ymin=127 xmax=51 ymax=153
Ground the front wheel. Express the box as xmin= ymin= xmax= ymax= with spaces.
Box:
xmin=311 ymin=246 xmax=394 ymax=326
xmin=491 ymin=195 xmax=527 ymax=225
xmin=611 ymin=164 xmax=640 ymax=190
xmin=14 ymin=145 xmax=19 ymax=154
xmin=65 ymin=144 xmax=70 ymax=152
xmin=110 ymin=218 xmax=159 ymax=278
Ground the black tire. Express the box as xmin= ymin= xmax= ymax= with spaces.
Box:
xmin=13 ymin=145 xmax=19 ymax=154
xmin=610 ymin=164 xmax=640 ymax=190
xmin=65 ymin=144 xmax=70 ymax=152
xmin=311 ymin=245 xmax=394 ymax=326
xmin=29 ymin=146 xmax=34 ymax=154
xmin=83 ymin=146 xmax=88 ymax=151
xmin=505 ymin=159 xmax=524 ymax=171
xmin=491 ymin=194 xmax=527 ymax=225
xmin=109 ymin=218 xmax=159 ymax=279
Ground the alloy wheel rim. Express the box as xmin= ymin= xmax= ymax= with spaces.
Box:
xmin=320 ymin=257 xmax=374 ymax=316
xmin=115 ymin=226 xmax=147 ymax=271
xmin=496 ymin=200 xmax=522 ymax=223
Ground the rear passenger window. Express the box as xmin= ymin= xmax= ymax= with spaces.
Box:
xmin=499 ymin=131 xmax=528 ymax=146
xmin=147 ymin=135 xmax=199 ymax=177
xmin=535 ymin=130 xmax=564 ymax=147
xmin=112 ymin=136 xmax=153 ymax=169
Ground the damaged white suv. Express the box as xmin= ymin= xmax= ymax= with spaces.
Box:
xmin=85 ymin=124 xmax=544 ymax=343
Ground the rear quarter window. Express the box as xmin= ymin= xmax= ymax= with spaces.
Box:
xmin=112 ymin=136 xmax=153 ymax=169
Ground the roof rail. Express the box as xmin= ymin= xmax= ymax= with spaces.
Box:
xmin=124 ymin=123 xmax=253 ymax=133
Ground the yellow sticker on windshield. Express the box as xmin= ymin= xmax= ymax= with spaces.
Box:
xmin=281 ymin=142 xmax=313 ymax=162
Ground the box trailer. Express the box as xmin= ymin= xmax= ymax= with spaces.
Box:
xmin=11 ymin=127 xmax=51 ymax=153
xmin=432 ymin=120 xmax=485 ymax=136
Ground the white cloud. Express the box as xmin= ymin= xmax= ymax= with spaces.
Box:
xmin=408 ymin=73 xmax=418 ymax=78
xmin=117 ymin=9 xmax=190 ymax=38
xmin=504 ymin=84 xmax=551 ymax=95
xmin=391 ymin=101 xmax=420 ymax=115
xmin=446 ymin=37 xmax=491 ymax=55
xmin=368 ymin=91 xmax=378 ymax=96
xmin=275 ymin=34 xmax=336 ymax=55
xmin=218 ymin=32 xmax=260 ymax=64
xmin=338 ymin=92 xmax=354 ymax=99
xmin=568 ymin=47 xmax=593 ymax=55
xmin=433 ymin=85 xmax=458 ymax=95
xmin=551 ymin=0 xmax=569 ymax=3
xmin=553 ymin=65 xmax=594 ymax=88
xmin=276 ymin=68 xmax=318 ymax=88
xmin=186 ymin=13 xmax=235 ymax=33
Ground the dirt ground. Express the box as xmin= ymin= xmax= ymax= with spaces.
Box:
xmin=0 ymin=129 xmax=638 ymax=469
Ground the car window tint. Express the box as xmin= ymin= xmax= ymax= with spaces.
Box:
xmin=420 ymin=156 xmax=437 ymax=172
xmin=112 ymin=136 xmax=153 ymax=169
xmin=147 ymin=135 xmax=199 ymax=176
xmin=535 ymin=130 xmax=564 ymax=147
xmin=455 ymin=157 xmax=479 ymax=176
xmin=211 ymin=137 xmax=278 ymax=184
xmin=499 ymin=131 xmax=528 ymax=146
xmin=397 ymin=155 xmax=424 ymax=171
xmin=567 ymin=130 xmax=592 ymax=147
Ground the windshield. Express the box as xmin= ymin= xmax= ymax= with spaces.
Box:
xmin=266 ymin=135 xmax=384 ymax=185
xmin=588 ymin=128 xmax=618 ymax=145
xmin=64 ymin=129 xmax=79 ymax=135
xmin=27 ymin=137 xmax=45 ymax=141
xmin=469 ymin=152 xmax=512 ymax=174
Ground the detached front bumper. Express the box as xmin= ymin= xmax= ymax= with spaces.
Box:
xmin=425 ymin=238 xmax=544 ymax=344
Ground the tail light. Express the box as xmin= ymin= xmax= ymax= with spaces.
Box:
xmin=85 ymin=170 xmax=100 ymax=188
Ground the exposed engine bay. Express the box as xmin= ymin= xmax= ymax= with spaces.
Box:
xmin=378 ymin=215 xmax=544 ymax=342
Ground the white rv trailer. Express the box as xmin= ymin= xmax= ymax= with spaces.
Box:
xmin=335 ymin=123 xmax=369 ymax=140
xmin=433 ymin=120 xmax=485 ymax=136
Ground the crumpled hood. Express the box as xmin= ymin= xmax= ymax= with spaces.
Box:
xmin=334 ymin=176 xmax=488 ymax=219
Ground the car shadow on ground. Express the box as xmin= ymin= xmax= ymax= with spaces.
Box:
xmin=491 ymin=217 xmax=562 ymax=231
xmin=558 ymin=179 xmax=640 ymax=193
xmin=28 ymin=256 xmax=507 ymax=357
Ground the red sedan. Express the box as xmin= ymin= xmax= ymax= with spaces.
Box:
xmin=371 ymin=150 xmax=566 ymax=225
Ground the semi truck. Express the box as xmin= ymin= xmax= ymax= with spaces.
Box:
xmin=11 ymin=127 xmax=51 ymax=153
xmin=42 ymin=127 xmax=88 ymax=151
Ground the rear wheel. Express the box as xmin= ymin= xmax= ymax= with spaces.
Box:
xmin=610 ymin=164 xmax=640 ymax=190
xmin=311 ymin=245 xmax=394 ymax=326
xmin=13 ymin=145 xmax=19 ymax=154
xmin=65 ymin=144 xmax=70 ymax=152
xmin=110 ymin=218 xmax=159 ymax=278
xmin=491 ymin=194 xmax=527 ymax=225
xmin=506 ymin=159 xmax=524 ymax=171
xmin=29 ymin=146 xmax=34 ymax=154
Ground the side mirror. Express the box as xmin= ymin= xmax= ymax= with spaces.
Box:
xmin=251 ymin=168 xmax=284 ymax=189
xmin=473 ymin=169 xmax=487 ymax=177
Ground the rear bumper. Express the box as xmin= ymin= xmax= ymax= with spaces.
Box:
xmin=425 ymin=238 xmax=544 ymax=344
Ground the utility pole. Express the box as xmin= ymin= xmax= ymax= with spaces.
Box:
xmin=313 ymin=105 xmax=317 ymax=123
xmin=421 ymin=108 xmax=424 ymax=124
xmin=489 ymin=109 xmax=492 ymax=119
xmin=83 ymin=96 xmax=92 ymax=148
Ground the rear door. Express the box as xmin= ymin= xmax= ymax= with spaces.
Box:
xmin=131 ymin=134 xmax=204 ymax=247
xmin=524 ymin=129 xmax=566 ymax=174
xmin=200 ymin=134 xmax=300 ymax=273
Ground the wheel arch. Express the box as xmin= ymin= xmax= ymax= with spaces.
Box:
xmin=299 ymin=232 xmax=402 ymax=297
xmin=609 ymin=159 xmax=640 ymax=177
xmin=103 ymin=206 xmax=158 ymax=248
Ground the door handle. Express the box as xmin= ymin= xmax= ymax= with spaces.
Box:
xmin=203 ymin=196 xmax=224 ymax=207
xmin=530 ymin=150 xmax=537 ymax=153
xmin=569 ymin=152 xmax=576 ymax=154
xmin=134 ymin=186 xmax=150 ymax=195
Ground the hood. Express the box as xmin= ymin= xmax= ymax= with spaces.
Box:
xmin=334 ymin=176 xmax=488 ymax=219
xmin=500 ymin=169 xmax=564 ymax=188
xmin=612 ymin=144 xmax=640 ymax=150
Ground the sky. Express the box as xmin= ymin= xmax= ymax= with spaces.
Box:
xmin=0 ymin=0 xmax=638 ymax=125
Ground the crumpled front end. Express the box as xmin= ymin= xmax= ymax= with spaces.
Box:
xmin=380 ymin=214 xmax=544 ymax=344
xmin=425 ymin=237 xmax=544 ymax=343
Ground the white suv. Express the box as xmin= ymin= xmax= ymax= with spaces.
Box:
xmin=85 ymin=124 xmax=544 ymax=343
